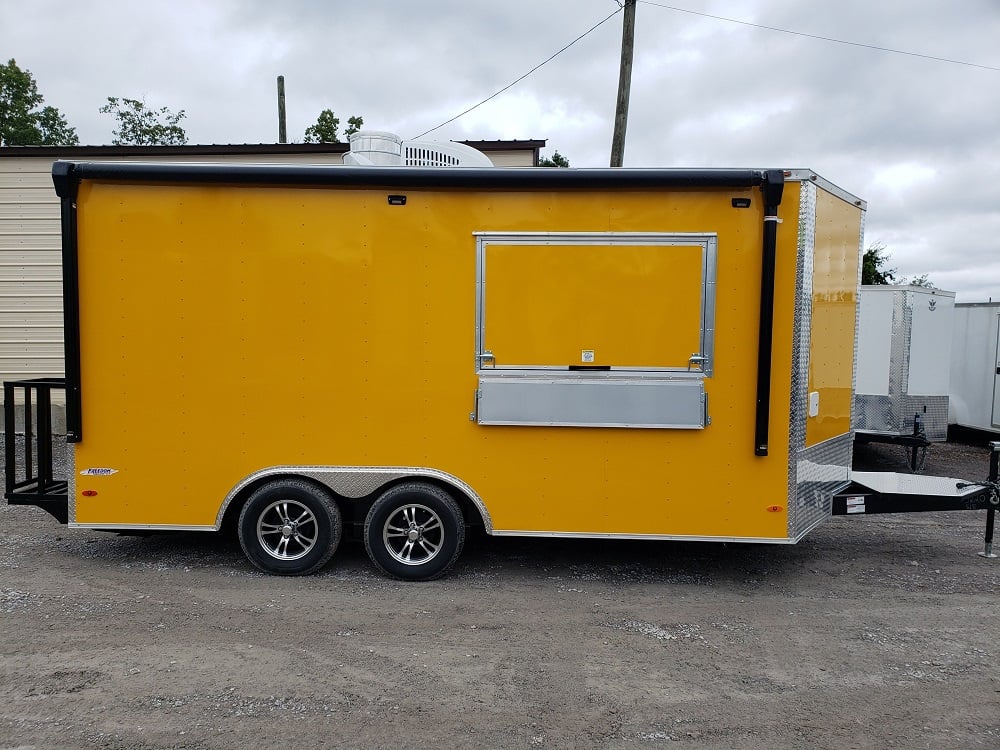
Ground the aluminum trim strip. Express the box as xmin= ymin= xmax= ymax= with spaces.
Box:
xmin=490 ymin=530 xmax=795 ymax=544
xmin=68 ymin=441 xmax=77 ymax=524
xmin=217 ymin=465 xmax=493 ymax=533
xmin=69 ymin=523 xmax=215 ymax=531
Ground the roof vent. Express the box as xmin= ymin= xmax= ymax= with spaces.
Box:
xmin=345 ymin=131 xmax=493 ymax=167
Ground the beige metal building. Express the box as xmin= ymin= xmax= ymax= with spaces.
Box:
xmin=0 ymin=139 xmax=543 ymax=424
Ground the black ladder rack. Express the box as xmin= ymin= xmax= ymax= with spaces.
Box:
xmin=4 ymin=378 xmax=68 ymax=524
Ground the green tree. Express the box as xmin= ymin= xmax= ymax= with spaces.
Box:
xmin=861 ymin=241 xmax=934 ymax=288
xmin=303 ymin=109 xmax=364 ymax=143
xmin=100 ymin=97 xmax=187 ymax=146
xmin=861 ymin=241 xmax=896 ymax=285
xmin=36 ymin=105 xmax=79 ymax=146
xmin=345 ymin=115 xmax=364 ymax=138
xmin=539 ymin=150 xmax=570 ymax=167
xmin=903 ymin=273 xmax=935 ymax=289
xmin=0 ymin=59 xmax=78 ymax=146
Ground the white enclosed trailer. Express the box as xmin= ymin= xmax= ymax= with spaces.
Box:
xmin=950 ymin=302 xmax=1000 ymax=434
xmin=854 ymin=285 xmax=956 ymax=443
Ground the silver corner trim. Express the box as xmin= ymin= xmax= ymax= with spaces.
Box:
xmin=217 ymin=465 xmax=493 ymax=533
xmin=783 ymin=169 xmax=867 ymax=210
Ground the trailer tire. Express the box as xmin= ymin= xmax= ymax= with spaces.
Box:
xmin=364 ymin=482 xmax=465 ymax=581
xmin=238 ymin=479 xmax=341 ymax=576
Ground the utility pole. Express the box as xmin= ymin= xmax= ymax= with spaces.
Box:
xmin=610 ymin=0 xmax=636 ymax=167
xmin=277 ymin=76 xmax=287 ymax=144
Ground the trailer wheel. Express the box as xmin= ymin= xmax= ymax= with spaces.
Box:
xmin=238 ymin=479 xmax=341 ymax=576
xmin=364 ymin=483 xmax=465 ymax=581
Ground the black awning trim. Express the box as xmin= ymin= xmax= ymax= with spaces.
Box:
xmin=52 ymin=161 xmax=773 ymax=191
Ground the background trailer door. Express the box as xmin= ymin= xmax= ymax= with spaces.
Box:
xmin=950 ymin=303 xmax=1000 ymax=434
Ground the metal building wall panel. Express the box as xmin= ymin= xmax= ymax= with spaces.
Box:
xmin=0 ymin=296 xmax=62 ymax=312
xmin=0 ymin=201 xmax=55 ymax=219
xmin=0 ymin=158 xmax=63 ymax=386
xmin=0 ymin=280 xmax=61 ymax=296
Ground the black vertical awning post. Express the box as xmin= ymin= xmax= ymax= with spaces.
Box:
xmin=754 ymin=170 xmax=785 ymax=456
xmin=53 ymin=162 xmax=82 ymax=443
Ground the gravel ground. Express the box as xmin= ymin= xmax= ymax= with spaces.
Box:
xmin=1 ymin=433 xmax=998 ymax=749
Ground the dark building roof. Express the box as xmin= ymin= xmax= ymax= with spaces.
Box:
xmin=0 ymin=140 xmax=546 ymax=158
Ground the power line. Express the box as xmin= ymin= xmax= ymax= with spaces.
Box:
xmin=411 ymin=7 xmax=623 ymax=140
xmin=639 ymin=1 xmax=1000 ymax=72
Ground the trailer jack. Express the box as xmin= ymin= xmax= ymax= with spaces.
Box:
xmin=959 ymin=441 xmax=999 ymax=558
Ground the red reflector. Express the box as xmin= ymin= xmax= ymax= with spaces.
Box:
xmin=81 ymin=490 xmax=98 ymax=497
xmin=766 ymin=505 xmax=783 ymax=513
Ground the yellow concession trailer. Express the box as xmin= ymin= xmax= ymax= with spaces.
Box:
xmin=7 ymin=162 xmax=869 ymax=578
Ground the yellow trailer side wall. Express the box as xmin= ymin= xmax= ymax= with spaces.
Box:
xmin=805 ymin=187 xmax=863 ymax=447
xmin=72 ymin=180 xmax=803 ymax=538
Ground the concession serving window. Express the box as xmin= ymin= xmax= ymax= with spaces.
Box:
xmin=474 ymin=232 xmax=717 ymax=429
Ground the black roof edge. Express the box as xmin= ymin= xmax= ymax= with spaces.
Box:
xmin=51 ymin=161 xmax=776 ymax=190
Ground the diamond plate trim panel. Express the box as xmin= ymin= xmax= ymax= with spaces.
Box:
xmin=791 ymin=432 xmax=852 ymax=539
xmin=899 ymin=395 xmax=950 ymax=442
xmin=853 ymin=394 xmax=894 ymax=432
xmin=787 ymin=180 xmax=817 ymax=536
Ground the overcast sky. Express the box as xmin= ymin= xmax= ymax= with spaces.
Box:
xmin=3 ymin=0 xmax=998 ymax=301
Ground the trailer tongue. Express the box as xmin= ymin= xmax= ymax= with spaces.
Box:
xmin=834 ymin=443 xmax=1000 ymax=558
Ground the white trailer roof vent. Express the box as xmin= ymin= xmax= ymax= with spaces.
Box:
xmin=344 ymin=131 xmax=403 ymax=166
xmin=403 ymin=140 xmax=494 ymax=167
xmin=344 ymin=131 xmax=493 ymax=167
